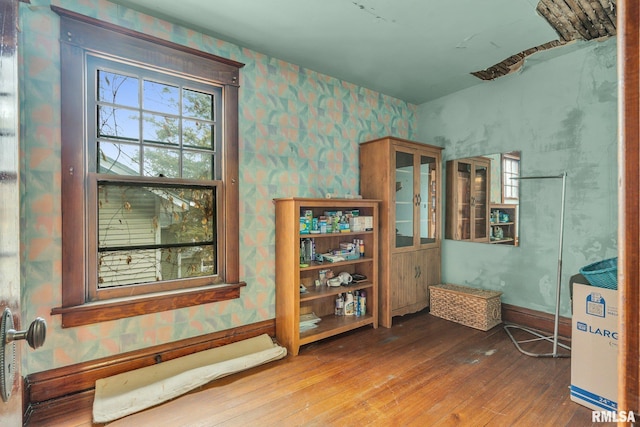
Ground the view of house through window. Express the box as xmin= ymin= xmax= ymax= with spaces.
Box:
xmin=91 ymin=58 xmax=221 ymax=291
xmin=97 ymin=183 xmax=216 ymax=288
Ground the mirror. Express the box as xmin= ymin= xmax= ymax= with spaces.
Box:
xmin=444 ymin=151 xmax=520 ymax=246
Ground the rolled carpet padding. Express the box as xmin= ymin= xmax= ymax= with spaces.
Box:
xmin=93 ymin=333 xmax=287 ymax=423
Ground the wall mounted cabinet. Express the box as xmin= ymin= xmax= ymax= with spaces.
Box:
xmin=359 ymin=137 xmax=443 ymax=328
xmin=274 ymin=197 xmax=379 ymax=356
xmin=445 ymin=157 xmax=491 ymax=243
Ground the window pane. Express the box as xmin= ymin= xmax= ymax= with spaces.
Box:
xmin=419 ymin=155 xmax=436 ymax=244
xmin=395 ymin=150 xmax=414 ymax=248
xmin=98 ymin=106 xmax=140 ymax=141
xmin=182 ymin=151 xmax=214 ymax=180
xmin=143 ymin=113 xmax=179 ymax=145
xmin=98 ymin=183 xmax=216 ymax=287
xmin=98 ymin=249 xmax=158 ymax=287
xmin=98 ymin=184 xmax=215 ymax=247
xmin=143 ymin=146 xmax=180 ymax=178
xmin=97 ymin=70 xmax=139 ymax=107
xmin=156 ymin=187 xmax=215 ymax=244
xmin=99 ymin=142 xmax=140 ymax=175
xmin=183 ymin=88 xmax=213 ymax=120
xmin=160 ymin=245 xmax=215 ymax=280
xmin=183 ymin=119 xmax=214 ymax=149
xmin=98 ymin=245 xmax=215 ymax=288
xmin=143 ymin=80 xmax=179 ymax=114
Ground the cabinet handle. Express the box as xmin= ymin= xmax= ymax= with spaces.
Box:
xmin=417 ymin=266 xmax=422 ymax=278
xmin=414 ymin=266 xmax=419 ymax=278
xmin=416 ymin=194 xmax=422 ymax=205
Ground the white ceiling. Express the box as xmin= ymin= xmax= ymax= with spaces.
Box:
xmin=108 ymin=0 xmax=563 ymax=104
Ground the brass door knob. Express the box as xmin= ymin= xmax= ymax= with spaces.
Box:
xmin=6 ymin=316 xmax=47 ymax=350
xmin=1 ymin=308 xmax=47 ymax=402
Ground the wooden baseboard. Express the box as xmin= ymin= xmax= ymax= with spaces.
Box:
xmin=23 ymin=319 xmax=275 ymax=425
xmin=502 ymin=303 xmax=572 ymax=339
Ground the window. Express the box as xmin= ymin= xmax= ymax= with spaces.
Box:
xmin=91 ymin=58 xmax=222 ymax=300
xmin=52 ymin=8 xmax=245 ymax=327
xmin=502 ymin=152 xmax=520 ymax=202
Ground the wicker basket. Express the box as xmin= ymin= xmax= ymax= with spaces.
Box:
xmin=429 ymin=284 xmax=502 ymax=331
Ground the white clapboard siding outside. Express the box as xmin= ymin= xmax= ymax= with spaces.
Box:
xmin=98 ymin=190 xmax=159 ymax=287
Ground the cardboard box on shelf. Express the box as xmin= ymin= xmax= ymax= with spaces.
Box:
xmin=349 ymin=216 xmax=373 ymax=231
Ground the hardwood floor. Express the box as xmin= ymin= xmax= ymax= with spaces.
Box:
xmin=32 ymin=311 xmax=610 ymax=427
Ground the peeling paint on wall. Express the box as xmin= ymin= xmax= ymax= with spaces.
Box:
xmin=418 ymin=38 xmax=617 ymax=317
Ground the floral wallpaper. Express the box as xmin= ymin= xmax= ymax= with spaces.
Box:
xmin=20 ymin=0 xmax=417 ymax=373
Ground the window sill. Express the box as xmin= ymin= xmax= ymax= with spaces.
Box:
xmin=51 ymin=282 xmax=246 ymax=328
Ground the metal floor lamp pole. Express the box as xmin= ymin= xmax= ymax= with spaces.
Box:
xmin=503 ymin=172 xmax=571 ymax=358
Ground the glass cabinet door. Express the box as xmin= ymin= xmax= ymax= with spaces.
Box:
xmin=445 ymin=156 xmax=490 ymax=242
xmin=472 ymin=163 xmax=488 ymax=240
xmin=395 ymin=150 xmax=414 ymax=248
xmin=456 ymin=160 xmax=472 ymax=240
xmin=419 ymin=154 xmax=437 ymax=244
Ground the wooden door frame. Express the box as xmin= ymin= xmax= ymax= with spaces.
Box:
xmin=618 ymin=0 xmax=640 ymax=416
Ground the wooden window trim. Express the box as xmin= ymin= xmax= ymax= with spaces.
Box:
xmin=50 ymin=283 xmax=245 ymax=328
xmin=52 ymin=7 xmax=245 ymax=327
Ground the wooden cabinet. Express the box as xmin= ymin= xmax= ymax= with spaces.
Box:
xmin=390 ymin=248 xmax=441 ymax=317
xmin=274 ymin=197 xmax=379 ymax=356
xmin=490 ymin=203 xmax=518 ymax=246
xmin=445 ymin=157 xmax=491 ymax=243
xmin=359 ymin=137 xmax=443 ymax=328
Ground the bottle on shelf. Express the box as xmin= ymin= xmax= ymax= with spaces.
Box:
xmin=300 ymin=238 xmax=315 ymax=263
xmin=359 ymin=290 xmax=367 ymax=316
xmin=335 ymin=293 xmax=344 ymax=316
xmin=344 ymin=291 xmax=355 ymax=316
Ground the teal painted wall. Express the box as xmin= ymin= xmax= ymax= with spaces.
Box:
xmin=417 ymin=39 xmax=618 ymax=317
xmin=20 ymin=0 xmax=416 ymax=373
